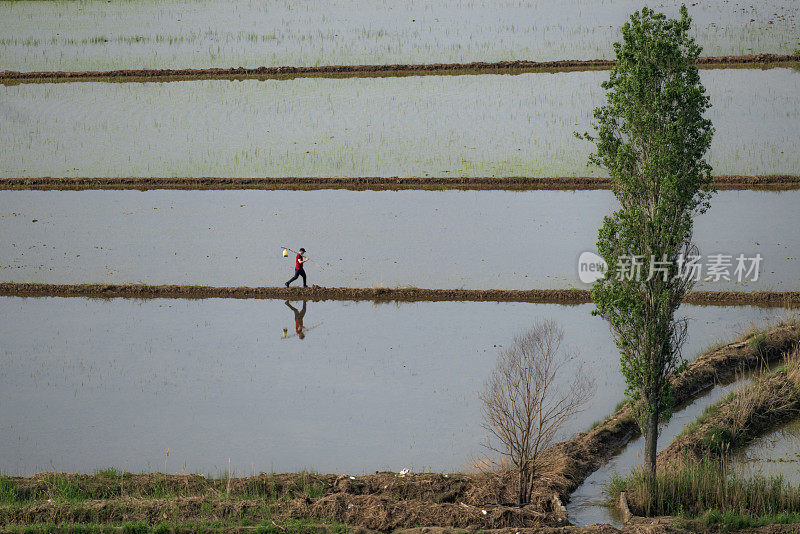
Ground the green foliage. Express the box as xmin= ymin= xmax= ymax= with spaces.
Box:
xmin=605 ymin=472 xmax=629 ymax=500
xmin=700 ymin=509 xmax=800 ymax=530
xmin=794 ymin=48 xmax=800 ymax=60
xmin=0 ymin=476 xmax=21 ymax=504
xmin=578 ymin=6 xmax=716 ymax=470
xmin=149 ymin=476 xmax=174 ymax=499
xmin=42 ymin=474 xmax=88 ymax=501
xmin=2 ymin=519 xmax=349 ymax=534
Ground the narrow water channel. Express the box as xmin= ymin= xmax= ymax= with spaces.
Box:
xmin=567 ymin=366 xmax=781 ymax=526
xmin=731 ymin=418 xmax=800 ymax=486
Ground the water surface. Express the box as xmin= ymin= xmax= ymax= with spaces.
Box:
xmin=731 ymin=418 xmax=800 ymax=486
xmin=2 ymin=69 xmax=799 ymax=178
xmin=0 ymin=0 xmax=797 ymax=71
xmin=1 ymin=189 xmax=797 ymax=291
xmin=0 ymin=296 xmax=790 ymax=476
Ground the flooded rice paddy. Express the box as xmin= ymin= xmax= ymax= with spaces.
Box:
xmin=731 ymin=418 xmax=800 ymax=486
xmin=2 ymin=69 xmax=799 ymax=179
xmin=0 ymin=296 xmax=791 ymax=476
xmin=1 ymin=0 xmax=797 ymax=72
xmin=1 ymin=189 xmax=798 ymax=292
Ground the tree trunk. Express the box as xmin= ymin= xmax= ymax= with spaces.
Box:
xmin=643 ymin=409 xmax=659 ymax=477
xmin=518 ymin=461 xmax=533 ymax=506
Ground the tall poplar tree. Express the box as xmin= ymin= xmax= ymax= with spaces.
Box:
xmin=581 ymin=6 xmax=715 ymax=475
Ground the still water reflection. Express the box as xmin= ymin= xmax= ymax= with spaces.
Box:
xmin=0 ymin=296 xmax=791 ymax=476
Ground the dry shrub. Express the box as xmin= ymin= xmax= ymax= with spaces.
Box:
xmin=480 ymin=320 xmax=595 ymax=505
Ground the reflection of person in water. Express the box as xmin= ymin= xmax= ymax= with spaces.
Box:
xmin=284 ymin=300 xmax=308 ymax=339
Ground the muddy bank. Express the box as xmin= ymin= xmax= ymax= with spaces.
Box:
xmin=1 ymin=471 xmax=796 ymax=532
xmin=1 ymin=54 xmax=796 ymax=84
xmin=2 ymin=175 xmax=798 ymax=191
xmin=0 ymin=283 xmax=798 ymax=307
xmin=0 ymin=471 xmax=553 ymax=530
xmin=0 ymin=470 xmax=787 ymax=532
xmin=527 ymin=319 xmax=800 ymax=505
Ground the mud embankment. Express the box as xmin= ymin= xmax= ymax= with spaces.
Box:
xmin=528 ymin=319 xmax=800 ymax=505
xmin=1 ymin=54 xmax=796 ymax=84
xmin=0 ymin=471 xmax=789 ymax=532
xmin=0 ymin=471 xmax=558 ymax=530
xmin=2 ymin=175 xmax=799 ymax=191
xmin=3 ymin=438 xmax=799 ymax=533
xmin=658 ymin=347 xmax=800 ymax=466
xmin=0 ymin=283 xmax=798 ymax=307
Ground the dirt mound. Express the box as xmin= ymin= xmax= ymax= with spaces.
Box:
xmin=3 ymin=471 xmax=514 ymax=509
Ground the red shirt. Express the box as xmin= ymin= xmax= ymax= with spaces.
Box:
xmin=295 ymin=253 xmax=303 ymax=269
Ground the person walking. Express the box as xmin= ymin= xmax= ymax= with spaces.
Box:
xmin=285 ymin=247 xmax=308 ymax=287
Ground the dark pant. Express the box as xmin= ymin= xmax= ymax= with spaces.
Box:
xmin=287 ymin=268 xmax=307 ymax=287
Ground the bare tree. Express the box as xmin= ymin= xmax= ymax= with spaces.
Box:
xmin=480 ymin=320 xmax=595 ymax=505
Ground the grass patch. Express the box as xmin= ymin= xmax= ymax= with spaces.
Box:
xmin=698 ymin=509 xmax=800 ymax=531
xmin=1 ymin=519 xmax=349 ymax=534
xmin=0 ymin=475 xmax=22 ymax=504
xmin=39 ymin=473 xmax=91 ymax=502
xmin=94 ymin=468 xmax=124 ymax=479
xmin=609 ymin=459 xmax=800 ymax=519
xmin=614 ymin=398 xmax=630 ymax=412
xmin=587 ymin=398 xmax=632 ymax=431
xmin=678 ymin=396 xmax=724 ymax=439
xmin=225 ymin=471 xmax=326 ymax=501
xmin=0 ymin=470 xmax=333 ymax=507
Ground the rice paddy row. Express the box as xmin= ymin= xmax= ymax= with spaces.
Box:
xmin=3 ymin=69 xmax=799 ymax=179
xmin=1 ymin=0 xmax=797 ymax=72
